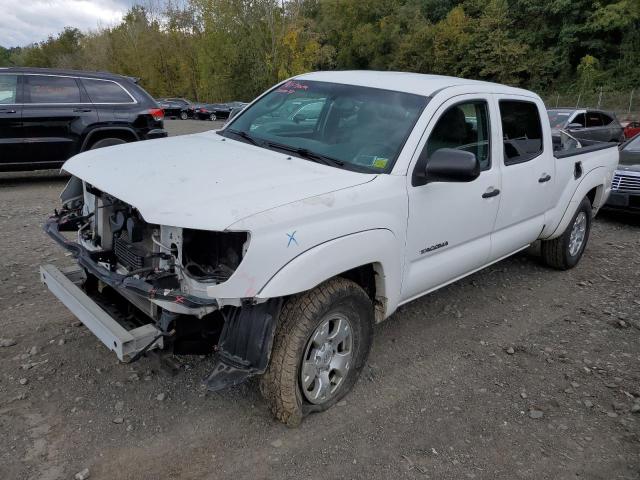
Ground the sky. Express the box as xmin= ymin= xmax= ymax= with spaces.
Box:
xmin=0 ymin=0 xmax=138 ymax=47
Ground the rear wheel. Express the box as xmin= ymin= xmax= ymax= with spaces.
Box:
xmin=180 ymin=111 xmax=188 ymax=120
xmin=89 ymin=138 xmax=127 ymax=150
xmin=209 ymin=113 xmax=217 ymax=121
xmin=260 ymin=278 xmax=374 ymax=426
xmin=541 ymin=196 xmax=592 ymax=270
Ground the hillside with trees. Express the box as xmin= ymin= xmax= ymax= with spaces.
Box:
xmin=1 ymin=0 xmax=638 ymax=104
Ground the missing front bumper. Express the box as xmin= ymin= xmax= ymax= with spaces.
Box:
xmin=40 ymin=263 xmax=163 ymax=361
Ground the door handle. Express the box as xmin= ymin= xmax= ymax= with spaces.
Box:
xmin=0 ymin=109 xmax=17 ymax=114
xmin=538 ymin=174 xmax=551 ymax=183
xmin=73 ymin=108 xmax=93 ymax=113
xmin=482 ymin=188 xmax=500 ymax=199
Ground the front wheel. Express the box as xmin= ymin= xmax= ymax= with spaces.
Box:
xmin=209 ymin=113 xmax=217 ymax=121
xmin=180 ymin=111 xmax=188 ymax=120
xmin=260 ymin=278 xmax=374 ymax=426
xmin=541 ymin=196 xmax=592 ymax=270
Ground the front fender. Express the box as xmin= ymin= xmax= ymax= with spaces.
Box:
xmin=256 ymin=229 xmax=402 ymax=319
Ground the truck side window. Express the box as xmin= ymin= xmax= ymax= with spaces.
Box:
xmin=499 ymin=100 xmax=543 ymax=165
xmin=426 ymin=101 xmax=490 ymax=170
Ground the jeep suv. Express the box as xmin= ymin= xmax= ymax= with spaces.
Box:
xmin=0 ymin=67 xmax=167 ymax=172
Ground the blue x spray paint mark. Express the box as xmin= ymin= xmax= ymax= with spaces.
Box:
xmin=287 ymin=231 xmax=298 ymax=247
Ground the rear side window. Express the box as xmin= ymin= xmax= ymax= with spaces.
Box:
xmin=586 ymin=111 xmax=603 ymax=127
xmin=82 ymin=79 xmax=133 ymax=103
xmin=499 ymin=100 xmax=543 ymax=165
xmin=426 ymin=100 xmax=491 ymax=170
xmin=600 ymin=113 xmax=613 ymax=125
xmin=25 ymin=75 xmax=81 ymax=103
xmin=0 ymin=75 xmax=18 ymax=104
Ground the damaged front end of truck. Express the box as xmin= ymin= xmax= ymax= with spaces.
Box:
xmin=41 ymin=177 xmax=281 ymax=391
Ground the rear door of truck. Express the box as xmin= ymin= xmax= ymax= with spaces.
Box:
xmin=490 ymin=95 xmax=555 ymax=260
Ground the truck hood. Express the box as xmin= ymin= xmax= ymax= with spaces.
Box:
xmin=63 ymin=132 xmax=376 ymax=230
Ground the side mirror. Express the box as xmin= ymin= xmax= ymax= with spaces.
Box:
xmin=567 ymin=123 xmax=583 ymax=130
xmin=414 ymin=148 xmax=480 ymax=186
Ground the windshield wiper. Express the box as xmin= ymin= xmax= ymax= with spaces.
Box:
xmin=224 ymin=128 xmax=261 ymax=147
xmin=265 ymin=141 xmax=345 ymax=168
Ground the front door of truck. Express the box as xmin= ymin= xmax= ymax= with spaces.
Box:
xmin=402 ymin=94 xmax=502 ymax=302
xmin=490 ymin=96 xmax=554 ymax=259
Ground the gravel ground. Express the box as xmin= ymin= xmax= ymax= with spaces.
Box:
xmin=0 ymin=122 xmax=639 ymax=479
xmin=163 ymin=118 xmax=224 ymax=136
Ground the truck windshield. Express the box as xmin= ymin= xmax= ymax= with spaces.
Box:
xmin=547 ymin=110 xmax=573 ymax=129
xmin=222 ymin=80 xmax=428 ymax=173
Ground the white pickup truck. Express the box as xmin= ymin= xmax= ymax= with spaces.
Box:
xmin=41 ymin=71 xmax=618 ymax=425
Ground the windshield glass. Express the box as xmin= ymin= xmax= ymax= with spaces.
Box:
xmin=223 ymin=80 xmax=428 ymax=172
xmin=547 ymin=110 xmax=573 ymax=129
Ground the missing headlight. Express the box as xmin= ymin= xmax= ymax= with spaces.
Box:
xmin=181 ymin=229 xmax=249 ymax=283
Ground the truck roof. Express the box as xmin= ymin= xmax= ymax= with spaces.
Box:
xmin=296 ymin=71 xmax=535 ymax=98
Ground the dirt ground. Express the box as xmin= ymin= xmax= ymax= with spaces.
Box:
xmin=1 ymin=121 xmax=639 ymax=479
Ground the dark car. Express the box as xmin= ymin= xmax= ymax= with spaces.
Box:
xmin=194 ymin=102 xmax=248 ymax=121
xmin=193 ymin=103 xmax=228 ymax=121
xmin=605 ymin=133 xmax=640 ymax=212
xmin=157 ymin=97 xmax=193 ymax=120
xmin=0 ymin=67 xmax=166 ymax=172
xmin=547 ymin=108 xmax=624 ymax=144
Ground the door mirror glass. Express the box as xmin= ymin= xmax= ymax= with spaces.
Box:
xmin=423 ymin=148 xmax=480 ymax=183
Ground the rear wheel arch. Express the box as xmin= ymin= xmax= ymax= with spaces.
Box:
xmin=81 ymin=128 xmax=139 ymax=152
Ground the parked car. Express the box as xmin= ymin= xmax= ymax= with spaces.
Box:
xmin=622 ymin=120 xmax=640 ymax=139
xmin=604 ymin=133 xmax=640 ymax=212
xmin=194 ymin=102 xmax=248 ymax=121
xmin=249 ymin=98 xmax=323 ymax=129
xmin=41 ymin=72 xmax=618 ymax=426
xmin=193 ymin=103 xmax=225 ymax=121
xmin=0 ymin=67 xmax=166 ymax=172
xmin=547 ymin=108 xmax=624 ymax=144
xmin=157 ymin=97 xmax=193 ymax=120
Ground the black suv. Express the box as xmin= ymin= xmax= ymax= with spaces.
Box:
xmin=0 ymin=67 xmax=167 ymax=172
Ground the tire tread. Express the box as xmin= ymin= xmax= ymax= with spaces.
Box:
xmin=260 ymin=277 xmax=371 ymax=426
